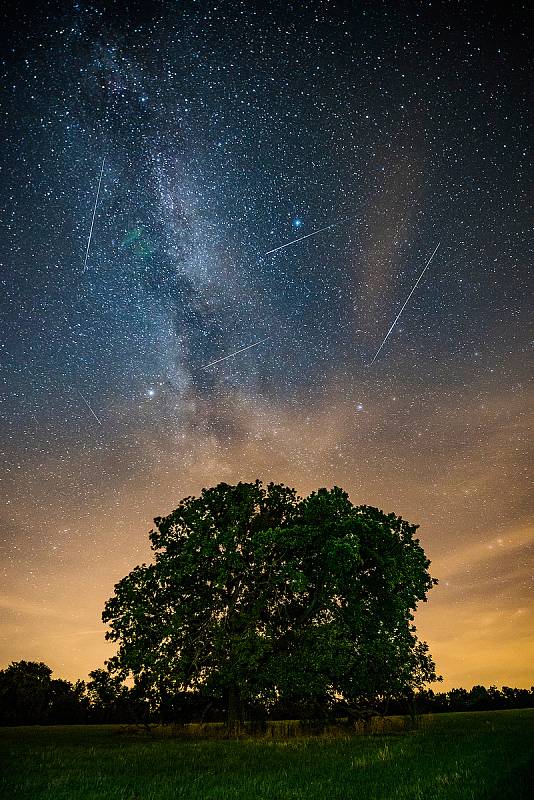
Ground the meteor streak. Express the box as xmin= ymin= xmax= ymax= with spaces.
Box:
xmin=369 ymin=242 xmax=441 ymax=365
xmin=265 ymin=222 xmax=341 ymax=255
xmin=73 ymin=388 xmax=102 ymax=425
xmin=203 ymin=338 xmax=270 ymax=368
xmin=82 ymin=156 xmax=105 ymax=273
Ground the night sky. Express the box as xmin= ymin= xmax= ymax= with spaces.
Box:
xmin=1 ymin=1 xmax=532 ymax=689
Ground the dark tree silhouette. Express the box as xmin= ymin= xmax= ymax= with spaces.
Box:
xmin=0 ymin=661 xmax=52 ymax=725
xmin=0 ymin=661 xmax=88 ymax=725
xmin=103 ymin=481 xmax=440 ymax=730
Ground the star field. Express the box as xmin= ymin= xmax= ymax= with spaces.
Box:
xmin=0 ymin=1 xmax=532 ymax=688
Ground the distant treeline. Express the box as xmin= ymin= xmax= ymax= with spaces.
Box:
xmin=401 ymin=686 xmax=534 ymax=715
xmin=0 ymin=661 xmax=532 ymax=726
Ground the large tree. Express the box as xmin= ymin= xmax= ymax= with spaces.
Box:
xmin=103 ymin=481 xmax=439 ymax=728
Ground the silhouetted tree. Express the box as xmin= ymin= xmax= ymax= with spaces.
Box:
xmin=103 ymin=481 xmax=439 ymax=730
xmin=86 ymin=668 xmax=148 ymax=723
xmin=0 ymin=661 xmax=52 ymax=724
xmin=48 ymin=678 xmax=88 ymax=724
xmin=0 ymin=661 xmax=88 ymax=725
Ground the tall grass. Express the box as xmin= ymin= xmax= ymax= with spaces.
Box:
xmin=1 ymin=710 xmax=533 ymax=799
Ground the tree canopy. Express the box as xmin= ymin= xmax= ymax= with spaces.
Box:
xmin=0 ymin=661 xmax=87 ymax=725
xmin=103 ymin=481 xmax=440 ymax=726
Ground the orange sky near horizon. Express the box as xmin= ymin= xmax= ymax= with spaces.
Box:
xmin=2 ymin=381 xmax=532 ymax=692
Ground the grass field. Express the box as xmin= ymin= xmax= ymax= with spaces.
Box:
xmin=1 ymin=710 xmax=533 ymax=799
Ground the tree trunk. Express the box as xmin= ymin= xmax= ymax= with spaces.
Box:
xmin=227 ymin=684 xmax=243 ymax=735
xmin=406 ymin=691 xmax=418 ymax=727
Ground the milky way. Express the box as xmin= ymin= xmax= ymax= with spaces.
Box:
xmin=0 ymin=2 xmax=532 ymax=688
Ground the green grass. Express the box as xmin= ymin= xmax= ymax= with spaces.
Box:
xmin=1 ymin=710 xmax=533 ymax=799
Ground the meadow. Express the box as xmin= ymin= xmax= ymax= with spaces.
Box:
xmin=1 ymin=709 xmax=533 ymax=799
